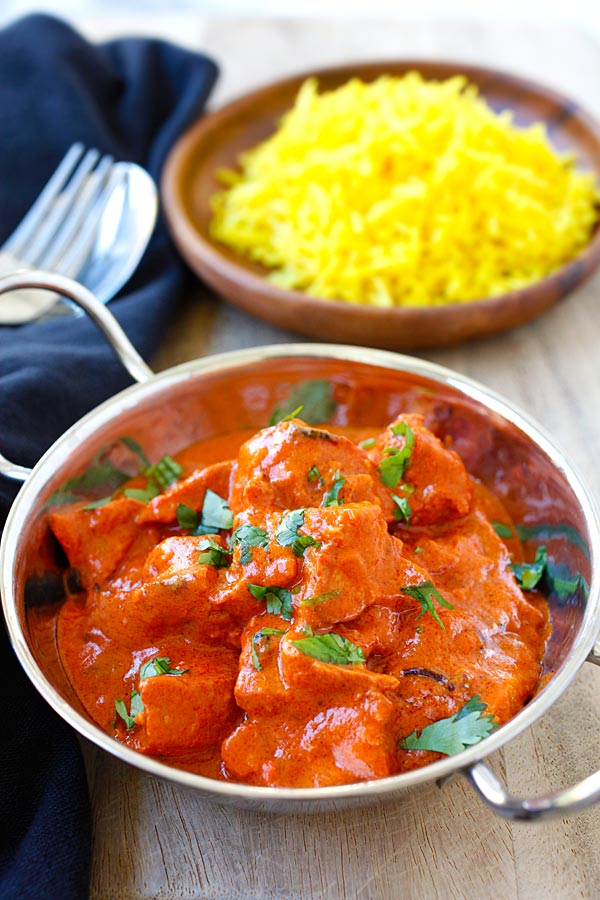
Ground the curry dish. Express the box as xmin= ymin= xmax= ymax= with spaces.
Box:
xmin=50 ymin=412 xmax=549 ymax=787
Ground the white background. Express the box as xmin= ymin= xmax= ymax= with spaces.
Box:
xmin=2 ymin=0 xmax=600 ymax=39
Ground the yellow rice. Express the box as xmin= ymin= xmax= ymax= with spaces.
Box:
xmin=210 ymin=74 xmax=599 ymax=307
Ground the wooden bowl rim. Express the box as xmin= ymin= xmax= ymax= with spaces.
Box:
xmin=161 ymin=58 xmax=600 ymax=330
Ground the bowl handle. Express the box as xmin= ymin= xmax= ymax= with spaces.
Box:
xmin=463 ymin=756 xmax=600 ymax=820
xmin=0 ymin=270 xmax=155 ymax=484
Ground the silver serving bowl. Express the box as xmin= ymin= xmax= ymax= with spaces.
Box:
xmin=1 ymin=270 xmax=599 ymax=818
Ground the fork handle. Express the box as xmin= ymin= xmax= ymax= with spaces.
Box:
xmin=0 ymin=270 xmax=154 ymax=483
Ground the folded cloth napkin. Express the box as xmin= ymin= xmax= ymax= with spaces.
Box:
xmin=0 ymin=14 xmax=218 ymax=899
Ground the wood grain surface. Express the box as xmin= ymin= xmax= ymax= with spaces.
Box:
xmin=85 ymin=17 xmax=600 ymax=900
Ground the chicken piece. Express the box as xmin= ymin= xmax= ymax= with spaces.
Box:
xmin=227 ymin=509 xmax=300 ymax=585
xmin=224 ymin=628 xmax=399 ymax=787
xmin=230 ymin=419 xmax=395 ymax=517
xmin=136 ymin=461 xmax=233 ymax=524
xmin=50 ymin=496 xmax=142 ymax=589
xmin=223 ymin=694 xmax=397 ymax=787
xmin=233 ymin=614 xmax=289 ymax=715
xmin=136 ymin=645 xmax=240 ymax=755
xmin=294 ymin=502 xmax=421 ymax=628
xmin=373 ymin=414 xmax=472 ymax=526
xmin=119 ymin=535 xmax=238 ymax=645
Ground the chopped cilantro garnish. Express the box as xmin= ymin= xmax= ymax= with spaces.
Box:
xmin=508 ymin=545 xmax=588 ymax=602
xmin=114 ymin=690 xmax=144 ymax=730
xmin=144 ymin=455 xmax=182 ymax=491
xmin=414 ymin=546 xmax=423 ymax=554
xmin=198 ymin=489 xmax=233 ymax=531
xmin=359 ymin=437 xmax=376 ymax=449
xmin=378 ymin=421 xmax=415 ymax=488
xmin=400 ymin=696 xmax=497 ymax=755
xmin=177 ymin=491 xmax=233 ymax=534
xmin=197 ymin=537 xmax=232 ymax=568
xmin=401 ymin=581 xmax=454 ymax=630
xmin=251 ymin=628 xmax=285 ymax=670
xmin=140 ymin=657 xmax=188 ymax=679
xmin=123 ymin=482 xmax=160 ymax=504
xmin=247 ymin=584 xmax=293 ymax=621
xmin=292 ymin=534 xmax=321 ymax=556
xmin=46 ymin=435 xmax=149 ymax=508
xmin=82 ymin=496 xmax=113 ymax=511
xmin=176 ymin=503 xmax=199 ymax=530
xmin=516 ymin=522 xmax=589 ymax=558
xmin=322 ymin=470 xmax=345 ymax=507
xmin=269 ymin=379 xmax=337 ymax=426
xmin=231 ymin=524 xmax=269 ymax=564
xmin=392 ymin=493 xmax=412 ymax=526
xmin=123 ymin=455 xmax=183 ymax=505
xmin=277 ymin=404 xmax=304 ymax=423
xmin=546 ymin=560 xmax=589 ymax=601
xmin=276 ymin=509 xmax=321 ymax=557
xmin=492 ymin=521 xmax=514 ymax=539
xmin=300 ymin=590 xmax=340 ymax=607
xmin=292 ymin=632 xmax=365 ymax=665
xmin=511 ymin=546 xmax=548 ymax=591
xmin=119 ymin=436 xmax=150 ymax=469
xmin=307 ymin=465 xmax=324 ymax=487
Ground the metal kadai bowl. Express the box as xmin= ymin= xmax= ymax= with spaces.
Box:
xmin=1 ymin=271 xmax=600 ymax=819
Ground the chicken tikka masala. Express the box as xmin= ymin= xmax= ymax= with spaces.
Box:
xmin=49 ymin=396 xmax=549 ymax=788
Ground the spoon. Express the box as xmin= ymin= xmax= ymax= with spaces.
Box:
xmin=0 ymin=162 xmax=158 ymax=324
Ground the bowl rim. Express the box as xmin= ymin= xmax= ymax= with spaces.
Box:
xmin=161 ymin=58 xmax=600 ymax=334
xmin=2 ymin=343 xmax=600 ymax=803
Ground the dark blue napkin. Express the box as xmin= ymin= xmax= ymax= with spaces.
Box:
xmin=0 ymin=14 xmax=218 ymax=899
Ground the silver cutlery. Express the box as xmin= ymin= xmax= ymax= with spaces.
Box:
xmin=0 ymin=143 xmax=158 ymax=324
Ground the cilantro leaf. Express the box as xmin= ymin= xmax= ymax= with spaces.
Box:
xmin=269 ymin=379 xmax=337 ymax=426
xmin=322 ymin=470 xmax=345 ymax=507
xmin=197 ymin=537 xmax=232 ymax=568
xmin=392 ymin=493 xmax=412 ymax=525
xmin=516 ymin=522 xmax=589 ymax=558
xmin=247 ymin=584 xmax=293 ymax=621
xmin=292 ymin=632 xmax=365 ymax=665
xmin=511 ymin=546 xmax=548 ymax=590
xmin=300 ymin=590 xmax=340 ymax=607
xmin=46 ymin=435 xmax=150 ymax=508
xmin=492 ymin=521 xmax=514 ymax=539
xmin=82 ymin=496 xmax=113 ymax=511
xmin=400 ymin=696 xmax=497 ymax=755
xmin=114 ymin=689 xmax=144 ymax=730
xmin=251 ymin=627 xmax=285 ymax=670
xmin=124 ymin=455 xmax=182 ymax=505
xmin=177 ymin=491 xmax=233 ymax=535
xmin=378 ymin=421 xmax=415 ymax=488
xmin=276 ymin=509 xmax=321 ymax=557
xmin=198 ymin=489 xmax=233 ymax=531
xmin=307 ymin=465 xmax=324 ymax=487
xmin=176 ymin=503 xmax=199 ymax=530
xmin=119 ymin=436 xmax=150 ymax=469
xmin=292 ymin=534 xmax=320 ymax=556
xmin=545 ymin=560 xmax=589 ymax=602
xmin=144 ymin=455 xmax=182 ymax=491
xmin=139 ymin=657 xmax=188 ymax=679
xmin=401 ymin=581 xmax=454 ymax=630
xmin=359 ymin=437 xmax=376 ymax=450
xmin=231 ymin=524 xmax=269 ymax=564
xmin=123 ymin=482 xmax=160 ymax=504
xmin=277 ymin=405 xmax=304 ymax=424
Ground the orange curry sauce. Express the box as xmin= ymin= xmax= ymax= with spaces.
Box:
xmin=50 ymin=414 xmax=549 ymax=787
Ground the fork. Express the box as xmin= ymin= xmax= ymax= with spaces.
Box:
xmin=0 ymin=144 xmax=136 ymax=324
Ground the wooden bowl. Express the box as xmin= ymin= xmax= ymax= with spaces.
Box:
xmin=161 ymin=61 xmax=600 ymax=350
